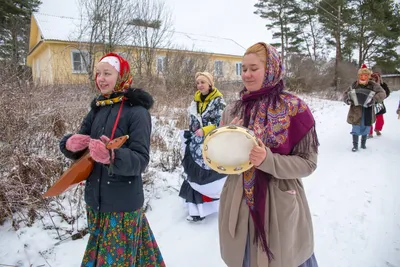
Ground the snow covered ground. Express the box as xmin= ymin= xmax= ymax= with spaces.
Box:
xmin=1 ymin=92 xmax=399 ymax=267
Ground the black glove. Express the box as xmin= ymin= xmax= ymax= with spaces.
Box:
xmin=346 ymin=99 xmax=354 ymax=105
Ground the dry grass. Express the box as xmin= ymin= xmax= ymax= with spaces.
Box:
xmin=0 ymin=83 xmax=94 ymax=226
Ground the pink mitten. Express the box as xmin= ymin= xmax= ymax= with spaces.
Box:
xmin=89 ymin=136 xmax=114 ymax=164
xmin=66 ymin=134 xmax=91 ymax=152
xmin=100 ymin=135 xmax=115 ymax=162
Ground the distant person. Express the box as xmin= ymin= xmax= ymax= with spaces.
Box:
xmin=179 ymin=72 xmax=227 ymax=222
xmin=368 ymin=72 xmax=390 ymax=138
xmin=343 ymin=64 xmax=386 ymax=152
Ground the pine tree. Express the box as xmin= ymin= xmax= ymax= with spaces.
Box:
xmin=0 ymin=0 xmax=42 ymax=64
xmin=296 ymin=0 xmax=326 ymax=61
xmin=317 ymin=0 xmax=354 ymax=89
xmin=346 ymin=0 xmax=400 ymax=69
xmin=254 ymin=0 xmax=303 ymax=68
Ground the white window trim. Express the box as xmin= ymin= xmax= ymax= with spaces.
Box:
xmin=235 ymin=62 xmax=242 ymax=76
xmin=71 ymin=49 xmax=89 ymax=74
xmin=157 ymin=56 xmax=166 ymax=74
xmin=214 ymin=60 xmax=223 ymax=77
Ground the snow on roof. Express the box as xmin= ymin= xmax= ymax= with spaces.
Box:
xmin=33 ymin=13 xmax=245 ymax=56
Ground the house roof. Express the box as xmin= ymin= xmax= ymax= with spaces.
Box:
xmin=32 ymin=13 xmax=246 ymax=57
xmin=382 ymin=74 xmax=400 ymax=77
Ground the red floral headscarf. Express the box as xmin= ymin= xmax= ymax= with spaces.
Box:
xmin=95 ymin=52 xmax=133 ymax=93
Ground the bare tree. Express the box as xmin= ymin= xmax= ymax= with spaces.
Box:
xmin=72 ymin=0 xmax=172 ymax=87
xmin=127 ymin=0 xmax=173 ymax=77
xmin=163 ymin=49 xmax=211 ymax=93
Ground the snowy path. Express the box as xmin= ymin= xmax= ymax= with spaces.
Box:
xmin=306 ymin=91 xmax=400 ymax=267
xmin=1 ymin=92 xmax=399 ymax=267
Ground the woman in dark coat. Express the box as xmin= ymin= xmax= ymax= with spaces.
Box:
xmin=59 ymin=53 xmax=165 ymax=266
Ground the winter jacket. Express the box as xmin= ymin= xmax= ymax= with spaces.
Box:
xmin=189 ymin=88 xmax=226 ymax=136
xmin=343 ymin=81 xmax=386 ymax=126
xmin=59 ymin=88 xmax=153 ymax=212
xmin=218 ymin=104 xmax=317 ymax=267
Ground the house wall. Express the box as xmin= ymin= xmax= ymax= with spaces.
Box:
xmin=210 ymin=54 xmax=243 ymax=81
xmin=29 ymin=42 xmax=244 ymax=86
xmin=50 ymin=42 xmax=96 ymax=85
xmin=30 ymin=44 xmax=53 ymax=85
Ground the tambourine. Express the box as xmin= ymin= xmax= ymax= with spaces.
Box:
xmin=202 ymin=125 xmax=257 ymax=175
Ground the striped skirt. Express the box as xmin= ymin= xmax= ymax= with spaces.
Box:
xmin=81 ymin=207 xmax=165 ymax=267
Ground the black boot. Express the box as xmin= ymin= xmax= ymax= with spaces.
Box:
xmin=361 ymin=135 xmax=367 ymax=149
xmin=352 ymin=135 xmax=359 ymax=152
xmin=187 ymin=215 xmax=205 ymax=222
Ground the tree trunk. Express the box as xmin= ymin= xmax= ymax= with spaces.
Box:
xmin=279 ymin=13 xmax=285 ymax=69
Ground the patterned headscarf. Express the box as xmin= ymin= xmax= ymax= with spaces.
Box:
xmin=233 ymin=42 xmax=317 ymax=261
xmin=95 ymin=52 xmax=133 ymax=94
xmin=258 ymin=42 xmax=284 ymax=89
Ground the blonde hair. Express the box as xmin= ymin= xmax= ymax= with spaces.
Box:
xmin=195 ymin=71 xmax=214 ymax=88
xmin=244 ymin=43 xmax=267 ymax=66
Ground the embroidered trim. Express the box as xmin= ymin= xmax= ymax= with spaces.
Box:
xmin=96 ymin=96 xmax=124 ymax=106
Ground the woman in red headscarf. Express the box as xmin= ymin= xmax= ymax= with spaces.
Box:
xmin=59 ymin=53 xmax=165 ymax=266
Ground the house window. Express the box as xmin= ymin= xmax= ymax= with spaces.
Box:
xmin=71 ymin=50 xmax=89 ymax=73
xmin=157 ymin=56 xmax=166 ymax=73
xmin=235 ymin=62 xmax=242 ymax=76
xmin=214 ymin=60 xmax=223 ymax=76
xmin=184 ymin=57 xmax=194 ymax=71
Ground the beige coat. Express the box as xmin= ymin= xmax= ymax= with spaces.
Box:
xmin=218 ymin=105 xmax=318 ymax=267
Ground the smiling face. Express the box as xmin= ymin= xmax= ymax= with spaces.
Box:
xmin=96 ymin=62 xmax=119 ymax=95
xmin=196 ymin=77 xmax=211 ymax=95
xmin=358 ymin=73 xmax=370 ymax=85
xmin=241 ymin=53 xmax=266 ymax=92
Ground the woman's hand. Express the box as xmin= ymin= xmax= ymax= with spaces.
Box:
xmin=89 ymin=135 xmax=113 ymax=164
xmin=194 ymin=129 xmax=204 ymax=137
xmin=66 ymin=134 xmax=91 ymax=152
xmin=250 ymin=138 xmax=267 ymax=167
xmin=229 ymin=117 xmax=243 ymax=126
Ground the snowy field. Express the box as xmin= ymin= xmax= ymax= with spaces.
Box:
xmin=1 ymin=92 xmax=399 ymax=267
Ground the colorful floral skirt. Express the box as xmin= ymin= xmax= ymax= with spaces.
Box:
xmin=81 ymin=207 xmax=165 ymax=267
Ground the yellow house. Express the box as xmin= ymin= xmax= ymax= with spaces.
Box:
xmin=27 ymin=13 xmax=245 ymax=85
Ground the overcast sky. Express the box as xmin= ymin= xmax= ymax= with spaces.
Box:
xmin=39 ymin=0 xmax=274 ymax=50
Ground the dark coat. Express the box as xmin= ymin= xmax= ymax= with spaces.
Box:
xmin=60 ymin=88 xmax=153 ymax=212
xmin=375 ymin=82 xmax=390 ymax=115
